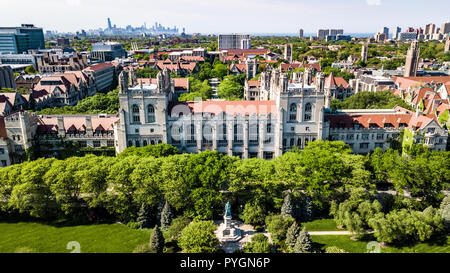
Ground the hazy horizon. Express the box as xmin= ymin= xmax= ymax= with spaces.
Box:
xmin=2 ymin=0 xmax=449 ymax=34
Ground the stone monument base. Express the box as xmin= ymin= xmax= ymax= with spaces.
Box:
xmin=216 ymin=218 xmax=243 ymax=242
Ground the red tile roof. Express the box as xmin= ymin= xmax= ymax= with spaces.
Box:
xmin=169 ymin=100 xmax=277 ymax=116
xmin=137 ymin=78 xmax=189 ymax=90
xmin=83 ymin=62 xmax=114 ymax=72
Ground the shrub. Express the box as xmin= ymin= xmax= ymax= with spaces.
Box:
xmin=164 ymin=216 xmax=191 ymax=242
xmin=178 ymin=221 xmax=219 ymax=253
xmin=243 ymin=234 xmax=272 ymax=253
xmin=240 ymin=201 xmax=266 ymax=226
xmin=265 ymin=214 xmax=294 ymax=245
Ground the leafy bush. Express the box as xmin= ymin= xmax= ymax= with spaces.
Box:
xmin=240 ymin=201 xmax=266 ymax=226
xmin=178 ymin=221 xmax=219 ymax=253
xmin=243 ymin=234 xmax=272 ymax=253
xmin=265 ymin=214 xmax=294 ymax=245
xmin=164 ymin=216 xmax=191 ymax=242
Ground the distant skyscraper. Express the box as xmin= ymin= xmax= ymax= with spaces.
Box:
xmin=317 ymin=29 xmax=329 ymax=39
xmin=107 ymin=18 xmax=112 ymax=29
xmin=404 ymin=41 xmax=420 ymax=77
xmin=298 ymin=29 xmax=304 ymax=38
xmin=441 ymin=22 xmax=450 ymax=34
xmin=381 ymin=27 xmax=389 ymax=38
xmin=361 ymin=44 xmax=368 ymax=62
xmin=284 ymin=43 xmax=293 ymax=62
xmin=394 ymin=27 xmax=401 ymax=40
xmin=425 ymin=23 xmax=436 ymax=36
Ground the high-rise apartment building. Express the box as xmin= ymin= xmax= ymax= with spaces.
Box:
xmin=381 ymin=27 xmax=389 ymax=37
xmin=404 ymin=41 xmax=420 ymax=77
xmin=218 ymin=34 xmax=251 ymax=50
xmin=317 ymin=29 xmax=329 ymax=39
xmin=0 ymin=24 xmax=45 ymax=54
xmin=425 ymin=24 xmax=436 ymax=36
xmin=298 ymin=29 xmax=304 ymax=38
xmin=445 ymin=37 xmax=450 ymax=53
xmin=440 ymin=22 xmax=450 ymax=34
xmin=394 ymin=27 xmax=401 ymax=40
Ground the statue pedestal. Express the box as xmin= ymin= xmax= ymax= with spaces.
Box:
xmin=217 ymin=216 xmax=242 ymax=242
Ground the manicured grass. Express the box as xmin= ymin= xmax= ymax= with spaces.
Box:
xmin=302 ymin=219 xmax=341 ymax=231
xmin=0 ymin=222 xmax=152 ymax=253
xmin=311 ymin=235 xmax=450 ymax=253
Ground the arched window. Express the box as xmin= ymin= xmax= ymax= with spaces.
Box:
xmin=147 ymin=104 xmax=155 ymax=123
xmin=304 ymin=103 xmax=312 ymax=121
xmin=135 ymin=140 xmax=140 ymax=147
xmin=151 ymin=140 xmax=155 ymax=145
xmin=289 ymin=103 xmax=297 ymax=121
xmin=143 ymin=140 xmax=148 ymax=146
xmin=297 ymin=138 xmax=302 ymax=147
xmin=132 ymin=104 xmax=140 ymax=123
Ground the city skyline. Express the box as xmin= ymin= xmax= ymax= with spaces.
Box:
xmin=2 ymin=0 xmax=450 ymax=34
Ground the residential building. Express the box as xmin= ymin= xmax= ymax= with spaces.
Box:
xmin=0 ymin=24 xmax=45 ymax=54
xmin=441 ymin=22 xmax=450 ymax=34
xmin=326 ymin=109 xmax=447 ymax=154
xmin=218 ymin=34 xmax=251 ymax=50
xmin=32 ymin=71 xmax=96 ymax=108
xmin=36 ymin=51 xmax=88 ymax=74
xmin=404 ymin=41 xmax=420 ymax=77
xmin=380 ymin=27 xmax=389 ymax=37
xmin=399 ymin=32 xmax=418 ymax=41
xmin=83 ymin=62 xmax=116 ymax=92
xmin=298 ymin=29 xmax=304 ymax=38
xmin=394 ymin=27 xmax=402 ymax=40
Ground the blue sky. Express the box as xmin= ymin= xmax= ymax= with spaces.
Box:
xmin=2 ymin=0 xmax=449 ymax=34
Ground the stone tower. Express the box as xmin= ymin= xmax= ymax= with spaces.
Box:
xmin=361 ymin=44 xmax=368 ymax=62
xmin=404 ymin=41 xmax=420 ymax=77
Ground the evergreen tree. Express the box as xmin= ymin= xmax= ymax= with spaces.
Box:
xmin=440 ymin=195 xmax=450 ymax=230
xmin=149 ymin=225 xmax=165 ymax=253
xmin=156 ymin=198 xmax=165 ymax=226
xmin=281 ymin=194 xmax=294 ymax=218
xmin=285 ymin=221 xmax=301 ymax=250
xmin=160 ymin=200 xmax=173 ymax=231
xmin=303 ymin=195 xmax=314 ymax=221
xmin=136 ymin=204 xmax=152 ymax=229
xmin=293 ymin=227 xmax=313 ymax=253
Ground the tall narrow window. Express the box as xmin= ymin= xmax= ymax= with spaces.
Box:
xmin=289 ymin=103 xmax=297 ymax=121
xmin=147 ymin=104 xmax=155 ymax=123
xmin=304 ymin=103 xmax=312 ymax=121
xmin=132 ymin=104 xmax=140 ymax=123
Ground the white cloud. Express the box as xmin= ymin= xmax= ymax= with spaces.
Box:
xmin=366 ymin=0 xmax=381 ymax=5
xmin=65 ymin=0 xmax=82 ymax=7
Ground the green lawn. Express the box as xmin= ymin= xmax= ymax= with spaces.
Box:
xmin=312 ymin=235 xmax=450 ymax=253
xmin=302 ymin=219 xmax=341 ymax=231
xmin=0 ymin=222 xmax=152 ymax=253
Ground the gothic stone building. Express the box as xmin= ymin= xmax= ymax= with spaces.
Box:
xmin=115 ymin=68 xmax=327 ymax=159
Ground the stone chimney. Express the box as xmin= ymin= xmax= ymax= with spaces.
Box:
xmin=86 ymin=116 xmax=93 ymax=135
xmin=57 ymin=116 xmax=66 ymax=136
